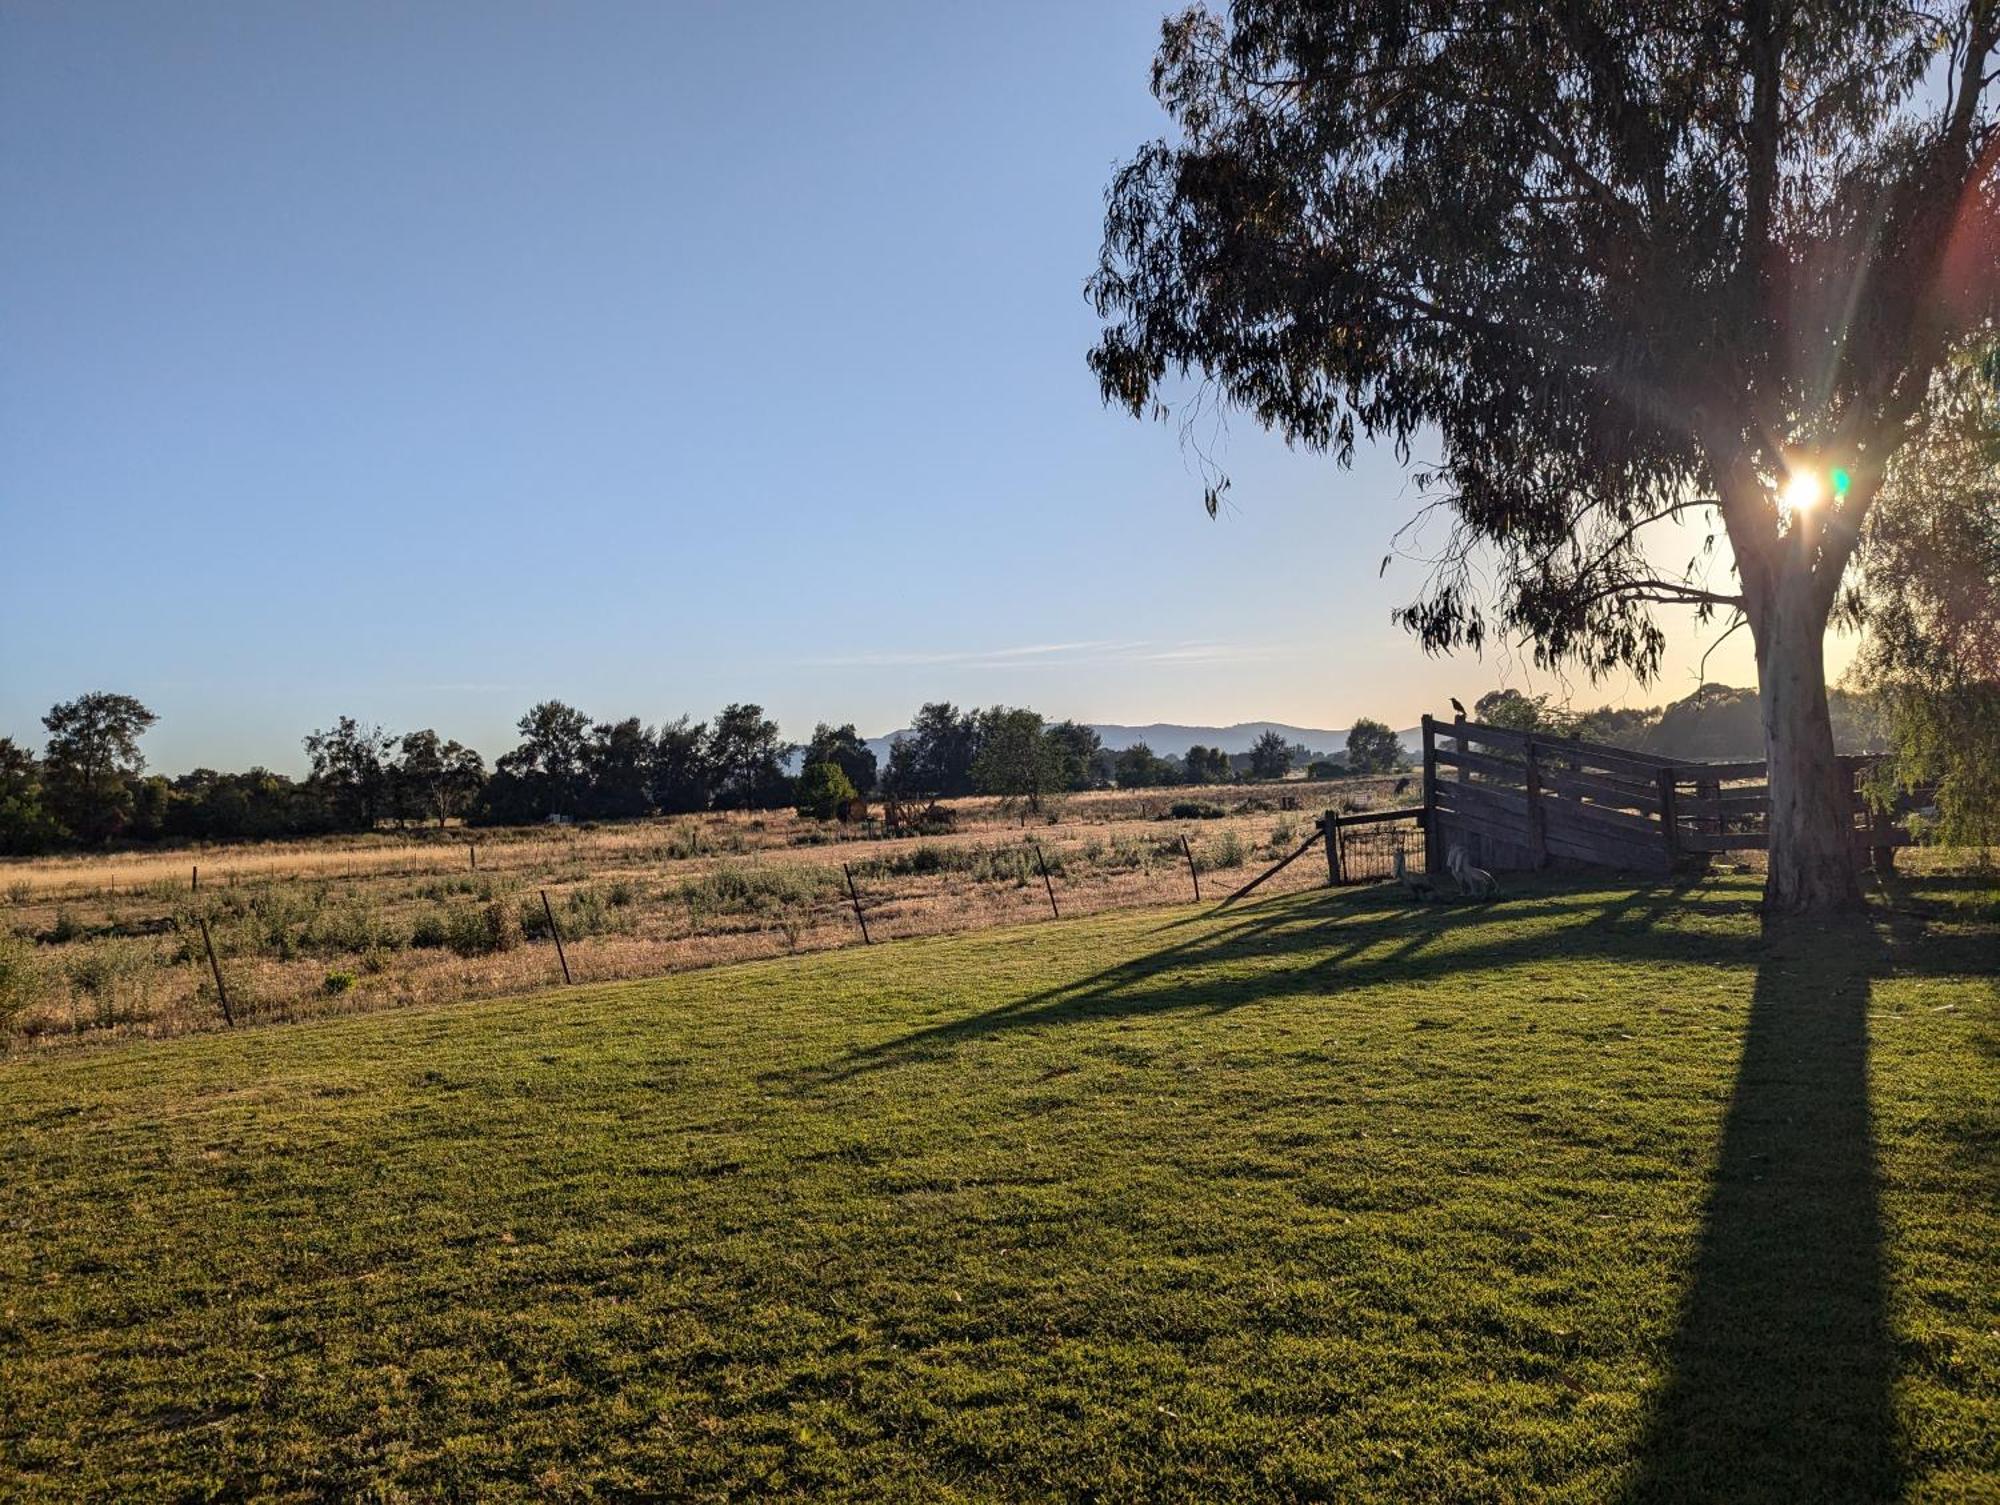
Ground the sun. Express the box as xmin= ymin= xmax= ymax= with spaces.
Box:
xmin=1780 ymin=469 xmax=1825 ymax=514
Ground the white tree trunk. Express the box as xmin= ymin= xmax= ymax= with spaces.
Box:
xmin=1753 ymin=572 xmax=1861 ymax=912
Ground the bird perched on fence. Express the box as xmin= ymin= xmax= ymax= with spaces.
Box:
xmin=1392 ymin=849 xmax=1436 ymax=902
xmin=1447 ymin=844 xmax=1498 ymax=899
xmin=1450 ymin=696 xmax=1467 ymax=717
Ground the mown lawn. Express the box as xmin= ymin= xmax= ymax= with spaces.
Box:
xmin=2 ymin=875 xmax=1994 ymax=1501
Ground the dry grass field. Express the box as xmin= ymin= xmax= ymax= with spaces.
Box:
xmin=0 ymin=778 xmax=1415 ymax=1051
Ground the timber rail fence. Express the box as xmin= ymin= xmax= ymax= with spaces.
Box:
xmin=1419 ymin=712 xmax=1929 ymax=876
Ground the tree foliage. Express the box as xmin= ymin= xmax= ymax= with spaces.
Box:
xmin=1248 ymin=728 xmax=1293 ymax=780
xmin=0 ymin=738 xmax=62 ymax=854
xmin=1344 ymin=718 xmax=1405 ymax=774
xmin=1114 ymin=743 xmax=1181 ymax=788
xmin=795 ymin=761 xmax=861 ymax=821
xmin=1182 ymin=743 xmax=1233 ymax=784
xmin=707 ymin=704 xmax=793 ymax=811
xmin=1848 ymin=343 xmax=2000 ymax=842
xmin=43 ymin=692 xmax=158 ymax=844
xmin=394 ymin=730 xmax=486 ymax=828
xmin=1091 ymin=0 xmax=1999 ymax=908
xmin=804 ymin=724 xmax=879 ymax=797
xmin=886 ymin=703 xmax=981 ymax=800
xmin=1045 ymin=721 xmax=1107 ymax=792
xmin=969 ymin=707 xmax=1066 ymax=815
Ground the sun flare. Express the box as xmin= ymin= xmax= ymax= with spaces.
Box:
xmin=1780 ymin=470 xmax=1825 ymax=514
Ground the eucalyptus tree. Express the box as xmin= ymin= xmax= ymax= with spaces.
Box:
xmin=1091 ymin=1 xmax=1998 ymax=910
xmin=707 ymin=703 xmax=793 ymax=810
xmin=1846 ymin=343 xmax=2000 ymax=842
xmin=393 ymin=730 xmax=486 ymax=828
xmin=304 ymin=716 xmax=397 ymax=831
xmin=41 ymin=692 xmax=158 ymax=843
xmin=970 ymin=706 xmax=1066 ymax=815
xmin=1344 ymin=718 xmax=1406 ymax=774
xmin=500 ymin=701 xmax=592 ymax=819
xmin=803 ymin=722 xmax=879 ymax=797
xmin=1248 ymin=728 xmax=1294 ymax=780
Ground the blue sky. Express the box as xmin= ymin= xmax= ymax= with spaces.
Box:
xmin=0 ymin=1 xmax=1773 ymax=774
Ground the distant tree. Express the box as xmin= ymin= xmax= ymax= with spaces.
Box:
xmin=0 ymin=738 xmax=63 ymax=854
xmin=303 ymin=715 xmax=397 ymax=832
xmin=1344 ymin=719 xmax=1405 ymax=775
xmin=1646 ymin=685 xmax=1766 ymax=762
xmin=708 ymin=703 xmax=793 ymax=810
xmin=1183 ymin=744 xmax=1232 ymax=784
xmin=1114 ymin=742 xmax=1178 ymax=788
xmin=1091 ymin=0 xmax=2000 ymax=911
xmin=803 ymin=723 xmax=878 ymax=797
xmin=163 ymin=767 xmax=330 ymax=842
xmin=584 ymin=718 xmax=654 ymax=820
xmin=1248 ymin=729 xmax=1293 ymax=781
xmin=42 ymin=692 xmax=157 ymax=844
xmin=649 ymin=716 xmax=712 ymax=814
xmin=1570 ymin=705 xmax=1662 ymax=749
xmin=392 ymin=730 xmax=486 ymax=828
xmin=127 ymin=776 xmax=170 ymax=842
xmin=971 ymin=707 xmax=1065 ymax=816
xmin=1474 ymin=690 xmax=1579 ymax=737
xmin=795 ymin=761 xmax=860 ymax=821
xmin=1045 ymin=720 xmax=1106 ymax=791
xmin=498 ymin=701 xmax=592 ymax=820
xmin=885 ymin=702 xmax=980 ymax=799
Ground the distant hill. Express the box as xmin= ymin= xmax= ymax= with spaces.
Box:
xmin=859 ymin=720 xmax=1423 ymax=766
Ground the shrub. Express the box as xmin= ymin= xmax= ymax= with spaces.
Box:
xmin=659 ymin=823 xmax=710 ymax=861
xmin=796 ymin=762 xmax=859 ymax=821
xmin=322 ymin=970 xmax=356 ymax=996
xmin=518 ymin=897 xmax=552 ymax=940
xmin=0 ymin=935 xmax=42 ymax=1026
xmin=446 ymin=901 xmax=521 ymax=957
xmin=303 ymin=903 xmax=389 ymax=958
xmin=415 ymin=876 xmax=490 ymax=902
xmin=1167 ymin=800 xmax=1226 ymax=820
xmin=64 ymin=943 xmax=148 ymax=1028
xmin=410 ymin=912 xmax=449 ymax=950
xmin=677 ymin=865 xmax=840 ymax=924
xmin=564 ymin=887 xmax=616 ymax=938
xmin=1190 ymin=831 xmax=1248 ymax=874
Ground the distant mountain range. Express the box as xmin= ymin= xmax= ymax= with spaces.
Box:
xmin=858 ymin=721 xmax=1424 ymax=766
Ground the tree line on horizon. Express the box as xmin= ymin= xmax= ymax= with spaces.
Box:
xmin=0 ymin=694 xmax=1422 ymax=854
xmin=0 ymin=682 xmax=1912 ymax=857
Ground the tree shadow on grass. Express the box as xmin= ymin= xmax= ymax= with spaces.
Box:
xmin=801 ymin=875 xmax=1991 ymax=1092
xmin=794 ymin=879 xmax=1760 ymax=1087
xmin=782 ymin=873 xmax=1995 ymax=1491
xmin=1622 ymin=911 xmax=1897 ymax=1503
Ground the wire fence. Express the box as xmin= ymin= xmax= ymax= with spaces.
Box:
xmin=4 ymin=816 xmax=1348 ymax=1047
xmin=1330 ymin=817 xmax=1426 ymax=883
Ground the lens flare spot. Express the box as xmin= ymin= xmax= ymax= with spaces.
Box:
xmin=1781 ymin=470 xmax=1824 ymax=514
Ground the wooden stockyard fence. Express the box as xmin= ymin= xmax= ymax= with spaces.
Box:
xmin=1416 ymin=712 xmax=1925 ymax=877
xmin=1207 ymin=708 xmax=1929 ymax=907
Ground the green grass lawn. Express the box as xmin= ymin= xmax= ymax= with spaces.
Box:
xmin=2 ymin=875 xmax=1995 ymax=1502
